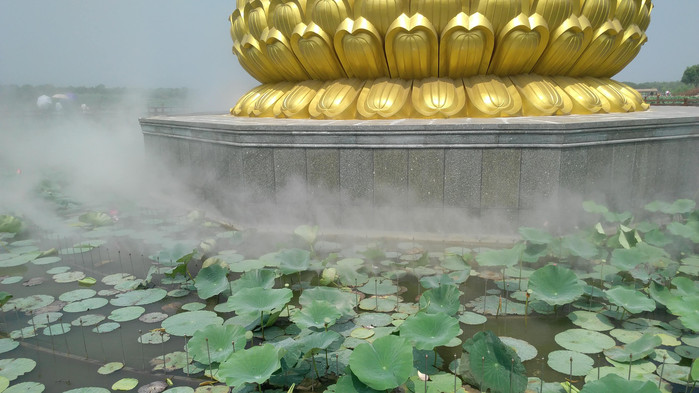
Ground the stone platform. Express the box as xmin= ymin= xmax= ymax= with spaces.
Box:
xmin=139 ymin=107 xmax=699 ymax=234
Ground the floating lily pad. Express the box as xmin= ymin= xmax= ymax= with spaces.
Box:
xmin=0 ymin=338 xmax=19 ymax=354
xmin=547 ymin=350 xmax=594 ymax=376
xmin=102 ymin=273 xmax=136 ymax=286
xmin=419 ymin=284 xmax=461 ymax=316
xmin=610 ymin=329 xmax=644 ymax=344
xmin=93 ymin=322 xmax=120 ymax=333
xmin=500 ymin=337 xmax=537 ymax=362
xmin=3 ymin=381 xmax=45 ymax=393
xmin=62 ymin=388 xmax=111 ymax=393
xmin=63 ymin=298 xmax=108 ymax=313
xmin=59 ymin=289 xmax=96 ymax=302
xmin=666 ymin=295 xmax=699 ymax=331
xmin=458 ymin=311 xmax=487 ymax=325
xmin=658 ymin=364 xmax=690 ymax=385
xmin=28 ymin=312 xmax=62 ymax=326
xmin=299 ymin=286 xmax=357 ymax=315
xmin=3 ymin=295 xmax=55 ymax=312
xmin=71 ymin=314 xmax=105 ymax=327
xmin=358 ymin=278 xmax=398 ymax=296
xmin=0 ymin=254 xmax=37 ymax=268
xmin=605 ymin=287 xmax=656 ymax=314
xmin=351 ymin=327 xmax=375 ymax=340
xmin=31 ymin=256 xmax=61 ymax=265
xmin=111 ymin=288 xmax=167 ymax=307
xmin=46 ymin=266 xmax=70 ymax=275
xmin=356 ymin=313 xmax=393 ymax=328
xmin=53 ymin=271 xmax=86 ymax=283
xmin=292 ymin=300 xmax=343 ymax=329
xmin=0 ymin=358 xmax=36 ymax=381
xmin=604 ymin=334 xmax=662 ymax=362
xmin=1 ymin=276 xmax=22 ymax=284
xmin=97 ymin=362 xmax=124 ymax=375
xmin=580 ymin=373 xmax=662 ymax=393
xmin=675 ymin=345 xmax=699 ymax=359
xmin=112 ymin=378 xmax=138 ymax=391
xmin=167 ymin=289 xmax=189 ymax=298
xmin=109 ymin=306 xmax=146 ymax=322
xmin=187 ymin=324 xmax=247 ymax=364
xmin=568 ymin=311 xmax=615 ymax=331
xmin=138 ymin=331 xmax=170 ymax=344
xmin=555 ymin=329 xmax=616 ymax=354
xmin=43 ymin=323 xmax=71 ymax=336
xmin=180 ymin=302 xmax=206 ymax=311
xmin=162 ymin=310 xmax=223 ymax=337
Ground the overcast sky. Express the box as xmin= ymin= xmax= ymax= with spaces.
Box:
xmin=1 ymin=1 xmax=697 ymax=103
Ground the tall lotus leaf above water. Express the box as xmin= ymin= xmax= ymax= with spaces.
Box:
xmin=227 ymin=287 xmax=292 ymax=315
xmin=299 ymin=286 xmax=357 ymax=315
xmin=562 ymin=234 xmax=598 ymax=259
xmin=610 ymin=243 xmax=671 ymax=271
xmin=519 ymin=227 xmax=554 ymax=244
xmin=459 ymin=330 xmax=527 ymax=393
xmin=78 ymin=211 xmax=113 ymax=227
xmin=187 ymin=324 xmax=248 ymax=364
xmin=161 ymin=310 xmax=223 ymax=337
xmin=218 ymin=344 xmax=281 ymax=387
xmin=0 ymin=215 xmax=23 ymax=234
xmin=579 ymin=374 xmax=661 ymax=393
xmin=229 ymin=269 xmax=277 ymax=293
xmin=667 ymin=221 xmax=699 ymax=243
xmin=604 ymin=287 xmax=656 ymax=314
xmin=645 ymin=199 xmax=696 ymax=215
xmin=475 ymin=244 xmax=525 ymax=267
xmin=604 ymin=333 xmax=662 ymax=362
xmin=666 ymin=294 xmax=699 ymax=331
xmin=527 ymin=265 xmax=584 ymax=307
xmin=291 ymin=300 xmax=342 ymax=329
xmin=349 ymin=335 xmax=413 ymax=391
xmin=294 ymin=224 xmax=318 ymax=245
xmin=276 ymin=248 xmax=311 ymax=275
xmin=419 ymin=284 xmax=461 ymax=316
xmin=400 ymin=312 xmax=460 ymax=351
xmin=194 ymin=264 xmax=229 ymax=299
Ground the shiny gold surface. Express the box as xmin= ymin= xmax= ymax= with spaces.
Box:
xmin=229 ymin=0 xmax=653 ymax=119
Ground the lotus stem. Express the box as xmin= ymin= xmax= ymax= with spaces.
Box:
xmin=139 ymin=329 xmax=145 ymax=369
xmin=260 ymin=311 xmax=265 ymax=340
xmin=525 ymin=292 xmax=530 ymax=316
xmin=628 ymin=354 xmax=632 ymax=380
xmin=312 ymin=353 xmax=320 ymax=380
xmin=325 ymin=349 xmax=329 ymax=375
xmin=659 ymin=355 xmax=666 ymax=388
xmin=568 ymin=356 xmax=573 ymax=393
xmin=496 ymin=295 xmax=502 ymax=318
xmin=185 ymin=335 xmax=190 ymax=375
xmin=510 ymin=358 xmax=514 ymax=393
xmin=118 ymin=250 xmax=122 ymax=270
xmin=336 ymin=354 xmax=339 ymax=376
xmin=540 ymin=357 xmax=545 ymax=393
xmin=258 ymin=383 xmax=263 ymax=393
xmin=425 ymin=354 xmax=429 ymax=392
xmin=206 ymin=338 xmax=213 ymax=381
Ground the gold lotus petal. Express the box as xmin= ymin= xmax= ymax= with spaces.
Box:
xmin=635 ymin=0 xmax=652 ymax=31
xmin=252 ymin=82 xmax=297 ymax=117
xmin=593 ymin=26 xmax=645 ymax=77
xmin=463 ymin=74 xmax=522 ymax=117
xmin=353 ymin=0 xmax=407 ymax=35
xmin=532 ymin=0 xmax=577 ymax=31
xmin=357 ymin=78 xmax=412 ymax=119
xmin=232 ymin=84 xmax=270 ymax=116
xmin=614 ymin=0 xmax=640 ymax=28
xmin=411 ymin=0 xmax=464 ymax=33
xmin=230 ymin=9 xmax=247 ymax=43
xmin=245 ymin=0 xmax=271 ymax=40
xmin=567 ymin=19 xmax=621 ymax=76
xmin=511 ymin=74 xmax=572 ymax=116
xmin=309 ymin=78 xmax=366 ymax=118
xmin=234 ymin=39 xmax=279 ymax=83
xmin=488 ymin=13 xmax=549 ymax=75
xmin=385 ymin=13 xmax=439 ymax=80
xmin=472 ymin=0 xmax=524 ymax=33
xmin=291 ymin=22 xmax=347 ymax=80
xmin=412 ymin=77 xmax=466 ymax=118
xmin=241 ymin=34 xmax=286 ymax=82
xmin=270 ymin=0 xmax=306 ymax=38
xmin=552 ymin=75 xmax=610 ymax=114
xmin=307 ymin=0 xmax=352 ymax=34
xmin=580 ymin=0 xmax=615 ymax=30
xmin=274 ymin=80 xmax=326 ymax=118
xmin=583 ymin=76 xmax=633 ymax=112
xmin=607 ymin=78 xmax=649 ymax=111
xmin=262 ymin=28 xmax=310 ymax=81
xmin=334 ymin=18 xmax=390 ymax=79
xmin=534 ymin=14 xmax=592 ymax=75
xmin=440 ymin=12 xmax=494 ymax=78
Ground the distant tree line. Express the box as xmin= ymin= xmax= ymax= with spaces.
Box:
xmin=623 ymin=81 xmax=695 ymax=96
xmin=0 ymin=84 xmax=189 ymax=114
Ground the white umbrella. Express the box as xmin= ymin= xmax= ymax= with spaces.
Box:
xmin=36 ymin=95 xmax=52 ymax=110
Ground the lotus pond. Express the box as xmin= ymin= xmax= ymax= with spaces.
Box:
xmin=1 ymin=187 xmax=699 ymax=393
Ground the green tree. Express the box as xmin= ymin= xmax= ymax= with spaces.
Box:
xmin=681 ymin=64 xmax=699 ymax=87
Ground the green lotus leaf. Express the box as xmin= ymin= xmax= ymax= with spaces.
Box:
xmin=0 ymin=254 xmax=37 ymax=268
xmin=4 ymin=382 xmax=45 ymax=393
xmin=291 ymin=300 xmax=342 ymax=329
xmin=356 ymin=313 xmax=393 ymax=328
xmin=671 ymin=276 xmax=699 ymax=296
xmin=0 ymin=358 xmax=36 ymax=381
xmin=568 ymin=311 xmax=615 ymax=331
xmin=151 ymin=243 xmax=197 ymax=266
xmin=335 ymin=258 xmax=369 ymax=286
xmin=604 ymin=287 xmax=656 ymax=314
xmin=218 ymin=344 xmax=281 ymax=387
xmin=0 ymin=338 xmax=19 ymax=355
xmin=554 ymin=329 xmax=615 ymax=354
xmin=181 ymin=302 xmax=206 ymax=311
xmin=475 ymin=244 xmax=525 ymax=267
xmin=93 ymin=322 xmax=120 ymax=333
xmin=465 ymin=295 xmax=526 ymax=316
xmin=420 ymin=271 xmax=469 ymax=289
xmin=0 ymin=215 xmax=23 ymax=234
xmin=78 ymin=277 xmax=97 ymax=286
xmin=579 ymin=373 xmax=661 ymax=393
xmin=400 ymin=312 xmax=460 ymax=351
xmin=666 ymin=294 xmax=699 ymax=331
xmin=519 ymin=227 xmax=554 ymax=244
xmin=112 ymin=378 xmax=138 ymax=391
xmin=459 ymin=311 xmax=487 ymax=325
xmin=2 ymin=295 xmax=54 ymax=312
xmin=63 ymin=298 xmax=108 ymax=313
xmin=108 ymin=306 xmax=146 ymax=322
xmin=1 ymin=277 xmax=21 ymax=285
xmin=358 ymin=277 xmax=398 ymax=296
xmin=500 ymin=337 xmax=537 ymax=362
xmin=440 ymin=253 xmax=471 ymax=271
xmin=299 ymin=286 xmax=357 ymax=315
xmin=562 ymin=234 xmax=598 ymax=259
xmin=58 ymin=289 xmax=96 ymax=302
xmin=162 ymin=388 xmax=194 ymax=393
xmin=610 ymin=243 xmax=671 ymax=271
xmin=98 ymin=362 xmax=124 ymax=375
xmin=676 ymin=345 xmax=699 ymax=359
xmin=194 ymin=264 xmax=229 ymax=299
xmin=294 ymin=224 xmax=318 ymax=244
xmin=547 ymin=350 xmax=593 ymax=376
xmin=53 ymin=271 xmax=86 ymax=283
xmin=298 ymin=330 xmax=342 ymax=355
xmin=229 ymin=269 xmax=277 ymax=293
xmin=349 ymin=335 xmax=413 ymax=391
xmin=0 ymin=377 xmax=8 ymax=393
xmin=78 ymin=211 xmax=113 ymax=227
xmin=276 ymin=248 xmax=310 ymax=275
xmin=351 ymin=327 xmax=375 ymax=339
xmin=151 ymin=351 xmax=189 ymax=373
xmin=138 ymin=331 xmax=170 ymax=344
xmin=459 ymin=330 xmax=527 ymax=393
xmin=71 ymin=314 xmax=105 ymax=327
xmin=62 ymin=388 xmax=111 ymax=393
xmin=162 ymin=310 xmax=223 ymax=337
xmin=604 ymin=334 xmax=662 ymax=362
xmin=28 ymin=312 xmax=62 ymax=326
xmin=527 ymin=265 xmax=584 ymax=307
xmin=102 ymin=273 xmax=135 ymax=286
xmin=187 ymin=324 xmax=247 ymax=364
xmin=110 ymin=288 xmax=167 ymax=307
xmin=42 ymin=323 xmax=71 ymax=336
xmin=226 ymin=287 xmax=292 ymax=315
xmin=419 ymin=284 xmax=461 ymax=316
xmin=334 ymin=373 xmax=384 ymax=393
xmin=0 ymin=292 xmax=11 ymax=308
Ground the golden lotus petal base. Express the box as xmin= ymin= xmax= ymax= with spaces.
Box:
xmin=231 ymin=74 xmax=649 ymax=119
